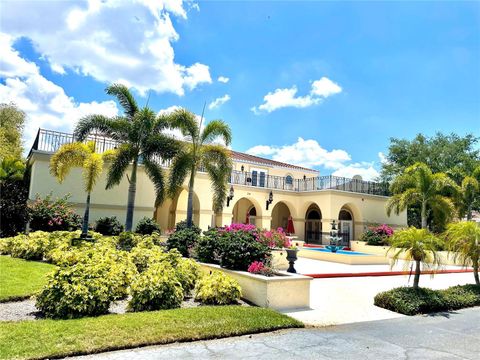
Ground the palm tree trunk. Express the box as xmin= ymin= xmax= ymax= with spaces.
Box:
xmin=125 ymin=158 xmax=138 ymax=232
xmin=186 ymin=168 xmax=196 ymax=228
xmin=421 ymin=201 xmax=427 ymax=229
xmin=413 ymin=260 xmax=421 ymax=289
xmin=474 ymin=263 xmax=479 ymax=286
xmin=81 ymin=192 xmax=91 ymax=238
xmin=466 ymin=205 xmax=472 ymax=221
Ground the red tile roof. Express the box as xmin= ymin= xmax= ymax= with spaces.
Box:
xmin=230 ymin=150 xmax=318 ymax=173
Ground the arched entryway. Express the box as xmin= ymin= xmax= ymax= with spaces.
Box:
xmin=155 ymin=188 xmax=200 ymax=230
xmin=305 ymin=204 xmax=322 ymax=244
xmin=338 ymin=207 xmax=353 ymax=244
xmin=232 ymin=197 xmax=259 ymax=226
xmin=271 ymin=201 xmax=291 ymax=232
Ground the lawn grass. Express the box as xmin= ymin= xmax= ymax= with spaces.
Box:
xmin=0 ymin=256 xmax=55 ymax=302
xmin=0 ymin=306 xmax=303 ymax=360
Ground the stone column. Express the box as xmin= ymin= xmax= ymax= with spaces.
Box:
xmin=256 ymin=216 xmax=272 ymax=230
xmin=292 ymin=217 xmax=305 ymax=240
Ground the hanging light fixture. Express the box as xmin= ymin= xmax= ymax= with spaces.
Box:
xmin=226 ymin=186 xmax=234 ymax=207
xmin=266 ymin=191 xmax=273 ymax=210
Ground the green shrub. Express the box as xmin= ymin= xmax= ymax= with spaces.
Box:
xmin=194 ymin=228 xmax=221 ymax=264
xmin=194 ymin=271 xmax=241 ymax=305
xmin=95 ymin=216 xmax=124 ymax=236
xmin=135 ymin=217 xmax=161 ymax=235
xmin=441 ymin=285 xmax=480 ymax=309
xmin=29 ymin=194 xmax=81 ymax=232
xmin=167 ymin=228 xmax=200 ymax=257
xmin=0 ymin=175 xmax=29 ymax=238
xmin=129 ymin=246 xmax=167 ymax=273
xmin=115 ymin=231 xmax=140 ymax=251
xmin=9 ymin=231 xmax=52 ymax=260
xmin=128 ymin=262 xmax=184 ymax=312
xmin=217 ymin=231 xmax=270 ymax=271
xmin=176 ymin=258 xmax=200 ymax=296
xmin=36 ymin=252 xmax=136 ymax=319
xmin=175 ymin=220 xmax=201 ymax=234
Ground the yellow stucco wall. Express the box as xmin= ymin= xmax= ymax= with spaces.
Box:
xmin=28 ymin=151 xmax=407 ymax=237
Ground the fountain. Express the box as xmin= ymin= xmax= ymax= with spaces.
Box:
xmin=325 ymin=220 xmax=343 ymax=253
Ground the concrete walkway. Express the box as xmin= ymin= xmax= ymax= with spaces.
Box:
xmin=72 ymin=307 xmax=480 ymax=360
xmin=284 ymin=271 xmax=474 ymax=326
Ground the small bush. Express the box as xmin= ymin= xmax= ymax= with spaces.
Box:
xmin=95 ymin=216 xmax=124 ymax=236
xmin=115 ymin=231 xmax=139 ymax=251
xmin=0 ymin=175 xmax=29 ymax=238
xmin=9 ymin=231 xmax=52 ymax=260
xmin=167 ymin=228 xmax=201 ymax=257
xmin=29 ymin=194 xmax=81 ymax=232
xmin=135 ymin=217 xmax=160 ymax=235
xmin=374 ymin=285 xmax=480 ymax=315
xmin=194 ymin=271 xmax=241 ymax=305
xmin=176 ymin=258 xmax=200 ymax=296
xmin=218 ymin=231 xmax=270 ymax=271
xmin=175 ymin=220 xmax=201 ymax=234
xmin=128 ymin=262 xmax=184 ymax=312
xmin=194 ymin=228 xmax=222 ymax=264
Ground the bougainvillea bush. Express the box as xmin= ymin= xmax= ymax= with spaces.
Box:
xmin=247 ymin=260 xmax=275 ymax=277
xmin=257 ymin=227 xmax=291 ymax=249
xmin=360 ymin=224 xmax=394 ymax=246
xmin=29 ymin=194 xmax=81 ymax=232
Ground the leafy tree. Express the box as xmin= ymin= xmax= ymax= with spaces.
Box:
xmin=445 ymin=221 xmax=480 ymax=286
xmin=165 ymin=108 xmax=232 ymax=227
xmin=0 ymin=103 xmax=25 ymax=160
xmin=50 ymin=141 xmax=114 ymax=238
xmin=456 ymin=167 xmax=480 ymax=221
xmin=388 ymin=227 xmax=442 ymax=289
xmin=387 ymin=163 xmax=458 ymax=230
xmin=74 ymin=84 xmax=180 ymax=231
xmin=0 ymin=157 xmax=29 ymax=237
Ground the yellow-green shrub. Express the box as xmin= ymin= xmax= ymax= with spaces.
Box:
xmin=127 ymin=262 xmax=184 ymax=312
xmin=176 ymin=258 xmax=200 ymax=296
xmin=194 ymin=271 xmax=241 ymax=305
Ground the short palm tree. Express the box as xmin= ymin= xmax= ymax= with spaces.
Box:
xmin=165 ymin=108 xmax=232 ymax=227
xmin=386 ymin=162 xmax=458 ymax=229
xmin=74 ymin=84 xmax=180 ymax=231
xmin=456 ymin=167 xmax=480 ymax=221
xmin=50 ymin=141 xmax=114 ymax=238
xmin=388 ymin=227 xmax=442 ymax=289
xmin=445 ymin=221 xmax=480 ymax=285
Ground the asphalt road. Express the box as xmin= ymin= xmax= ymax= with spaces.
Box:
xmin=73 ymin=307 xmax=480 ymax=360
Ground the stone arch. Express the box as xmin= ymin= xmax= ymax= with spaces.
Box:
xmin=336 ymin=202 xmax=362 ymax=242
xmin=231 ymin=196 xmax=263 ymax=226
xmin=271 ymin=201 xmax=292 ymax=231
xmin=155 ymin=187 xmax=201 ymax=230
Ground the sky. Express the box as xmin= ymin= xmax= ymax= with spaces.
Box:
xmin=1 ymin=0 xmax=479 ymax=180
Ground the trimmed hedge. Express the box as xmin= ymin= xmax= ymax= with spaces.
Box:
xmin=374 ymin=285 xmax=480 ymax=315
xmin=194 ymin=271 xmax=241 ymax=305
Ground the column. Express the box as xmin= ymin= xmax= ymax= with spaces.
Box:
xmin=256 ymin=216 xmax=272 ymax=230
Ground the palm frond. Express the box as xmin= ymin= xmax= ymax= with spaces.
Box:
xmin=143 ymin=158 xmax=166 ymax=207
xmin=105 ymin=83 xmax=139 ymax=119
xmin=82 ymin=153 xmax=103 ymax=193
xmin=142 ymin=134 xmax=181 ymax=161
xmin=428 ymin=195 xmax=456 ymax=223
xmin=49 ymin=142 xmax=89 ymax=183
xmin=105 ymin=144 xmax=135 ymax=189
xmin=164 ymin=108 xmax=199 ymax=142
xmin=201 ymin=120 xmax=232 ymax=146
xmin=167 ymin=150 xmax=193 ymax=198
xmin=444 ymin=221 xmax=480 ymax=266
xmin=74 ymin=114 xmax=130 ymax=142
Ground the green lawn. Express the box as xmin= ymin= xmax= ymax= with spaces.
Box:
xmin=0 ymin=256 xmax=55 ymax=302
xmin=0 ymin=306 xmax=303 ymax=359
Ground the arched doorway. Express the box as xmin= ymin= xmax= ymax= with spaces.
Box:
xmin=155 ymin=188 xmax=200 ymax=230
xmin=271 ymin=201 xmax=291 ymax=231
xmin=232 ymin=198 xmax=258 ymax=225
xmin=338 ymin=208 xmax=353 ymax=244
xmin=305 ymin=204 xmax=322 ymax=244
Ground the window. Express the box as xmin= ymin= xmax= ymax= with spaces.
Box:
xmin=285 ymin=175 xmax=293 ymax=185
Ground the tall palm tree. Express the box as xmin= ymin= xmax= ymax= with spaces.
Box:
xmin=386 ymin=162 xmax=458 ymax=229
xmin=74 ymin=84 xmax=180 ymax=231
xmin=445 ymin=221 xmax=480 ymax=285
xmin=50 ymin=141 xmax=114 ymax=238
xmin=457 ymin=166 xmax=480 ymax=221
xmin=165 ymin=108 xmax=232 ymax=228
xmin=388 ymin=227 xmax=442 ymax=289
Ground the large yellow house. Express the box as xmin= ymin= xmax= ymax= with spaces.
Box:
xmin=27 ymin=129 xmax=407 ymax=244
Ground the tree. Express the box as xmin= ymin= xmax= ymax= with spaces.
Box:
xmin=444 ymin=221 xmax=480 ymax=286
xmin=165 ymin=108 xmax=232 ymax=228
xmin=0 ymin=157 xmax=29 ymax=237
xmin=74 ymin=84 xmax=180 ymax=231
xmin=50 ymin=141 xmax=114 ymax=238
xmin=388 ymin=227 xmax=442 ymax=289
xmin=456 ymin=167 xmax=480 ymax=221
xmin=387 ymin=163 xmax=458 ymax=230
xmin=0 ymin=103 xmax=25 ymax=160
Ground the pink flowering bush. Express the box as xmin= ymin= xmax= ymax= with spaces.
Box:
xmin=258 ymin=227 xmax=291 ymax=249
xmin=29 ymin=193 xmax=81 ymax=232
xmin=247 ymin=261 xmax=274 ymax=277
xmin=223 ymin=223 xmax=258 ymax=233
xmin=360 ymin=224 xmax=394 ymax=246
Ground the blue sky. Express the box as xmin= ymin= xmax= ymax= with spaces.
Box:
xmin=1 ymin=1 xmax=479 ymax=179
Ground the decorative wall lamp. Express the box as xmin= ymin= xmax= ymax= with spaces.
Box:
xmin=240 ymin=165 xmax=244 ymax=172
xmin=226 ymin=186 xmax=234 ymax=207
xmin=265 ymin=191 xmax=273 ymax=210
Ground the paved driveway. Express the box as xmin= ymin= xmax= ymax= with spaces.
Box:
xmin=73 ymin=307 xmax=480 ymax=360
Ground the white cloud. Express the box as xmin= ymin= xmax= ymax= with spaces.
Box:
xmin=0 ymin=35 xmax=118 ymax=149
xmin=246 ymin=137 xmax=351 ymax=169
xmin=332 ymin=163 xmax=379 ymax=181
xmin=0 ymin=0 xmax=211 ymax=96
xmin=310 ymin=77 xmax=342 ymax=97
xmin=252 ymin=77 xmax=342 ymax=114
xmin=378 ymin=151 xmax=389 ymax=165
xmin=217 ymin=76 xmax=229 ymax=83
xmin=208 ymin=94 xmax=231 ymax=110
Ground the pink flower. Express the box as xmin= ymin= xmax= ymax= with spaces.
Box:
xmin=248 ymin=261 xmax=265 ymax=274
xmin=48 ymin=220 xmax=53 ymax=226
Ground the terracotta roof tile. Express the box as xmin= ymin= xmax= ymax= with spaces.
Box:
xmin=230 ymin=150 xmax=318 ymax=173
